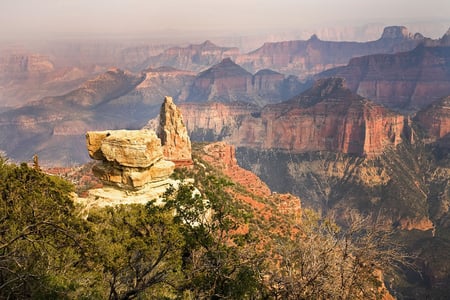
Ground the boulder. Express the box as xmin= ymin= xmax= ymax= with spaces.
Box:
xmin=86 ymin=129 xmax=172 ymax=190
xmin=99 ymin=130 xmax=163 ymax=168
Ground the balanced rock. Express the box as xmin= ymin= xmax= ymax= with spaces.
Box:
xmin=158 ymin=96 xmax=193 ymax=165
xmin=86 ymin=129 xmax=174 ymax=190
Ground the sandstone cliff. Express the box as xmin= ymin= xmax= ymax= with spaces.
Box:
xmin=199 ymin=142 xmax=301 ymax=220
xmin=317 ymin=44 xmax=450 ymax=112
xmin=181 ymin=78 xmax=405 ymax=157
xmin=157 ymin=96 xmax=193 ymax=165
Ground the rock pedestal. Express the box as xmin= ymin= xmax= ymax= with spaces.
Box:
xmin=86 ymin=129 xmax=175 ymax=190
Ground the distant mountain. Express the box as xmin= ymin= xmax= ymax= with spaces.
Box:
xmin=317 ymin=34 xmax=450 ymax=112
xmin=136 ymin=26 xmax=426 ymax=80
xmin=0 ymin=69 xmax=145 ymax=165
xmin=186 ymin=58 xmax=307 ymax=105
xmin=235 ymin=26 xmax=425 ymax=79
xmin=139 ymin=40 xmax=240 ymax=72
xmin=0 ymin=60 xmax=305 ymax=165
xmin=0 ymin=51 xmax=100 ymax=108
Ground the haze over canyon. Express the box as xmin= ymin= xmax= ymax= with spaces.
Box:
xmin=0 ymin=2 xmax=450 ymax=296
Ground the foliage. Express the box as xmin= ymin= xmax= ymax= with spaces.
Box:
xmin=85 ymin=204 xmax=184 ymax=300
xmin=0 ymin=155 xmax=410 ymax=299
xmin=0 ymin=158 xmax=83 ymax=299
xmin=162 ymin=174 xmax=265 ymax=299
xmin=266 ymin=209 xmax=407 ymax=300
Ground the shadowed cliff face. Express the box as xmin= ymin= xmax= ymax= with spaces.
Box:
xmin=414 ymin=96 xmax=450 ymax=147
xmin=181 ymin=78 xmax=405 ymax=157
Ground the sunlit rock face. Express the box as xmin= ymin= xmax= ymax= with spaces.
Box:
xmin=86 ymin=129 xmax=174 ymax=190
xmin=317 ymin=43 xmax=450 ymax=112
xmin=180 ymin=78 xmax=405 ymax=158
xmin=157 ymin=96 xmax=193 ymax=166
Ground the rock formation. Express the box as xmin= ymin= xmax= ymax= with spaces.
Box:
xmin=236 ymin=26 xmax=424 ymax=79
xmin=186 ymin=58 xmax=306 ymax=105
xmin=86 ymin=129 xmax=174 ymax=190
xmin=157 ymin=96 xmax=193 ymax=166
xmin=414 ymin=96 xmax=450 ymax=146
xmin=181 ymin=78 xmax=405 ymax=157
xmin=200 ymin=142 xmax=301 ymax=220
xmin=317 ymin=44 xmax=450 ymax=112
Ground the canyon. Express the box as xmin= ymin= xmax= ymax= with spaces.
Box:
xmin=0 ymin=23 xmax=449 ymax=297
xmin=181 ymin=77 xmax=406 ymax=157
xmin=317 ymin=29 xmax=450 ymax=112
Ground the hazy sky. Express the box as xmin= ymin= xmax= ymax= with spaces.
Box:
xmin=1 ymin=0 xmax=449 ymax=39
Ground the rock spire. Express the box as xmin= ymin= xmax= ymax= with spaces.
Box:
xmin=157 ymin=96 xmax=193 ymax=166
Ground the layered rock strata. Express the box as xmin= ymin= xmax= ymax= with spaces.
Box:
xmin=157 ymin=96 xmax=193 ymax=166
xmin=317 ymin=43 xmax=450 ymax=112
xmin=181 ymin=78 xmax=405 ymax=157
xmin=186 ymin=58 xmax=306 ymax=105
xmin=236 ymin=26 xmax=424 ymax=79
xmin=86 ymin=129 xmax=175 ymax=190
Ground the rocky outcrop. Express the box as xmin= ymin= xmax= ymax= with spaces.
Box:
xmin=414 ymin=96 xmax=450 ymax=146
xmin=200 ymin=142 xmax=301 ymax=219
xmin=186 ymin=58 xmax=306 ymax=105
xmin=181 ymin=78 xmax=405 ymax=157
xmin=157 ymin=96 xmax=193 ymax=166
xmin=86 ymin=129 xmax=174 ymax=190
xmin=317 ymin=44 xmax=450 ymax=112
xmin=236 ymin=26 xmax=424 ymax=79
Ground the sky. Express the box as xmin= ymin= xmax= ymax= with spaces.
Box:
xmin=1 ymin=0 xmax=449 ymax=40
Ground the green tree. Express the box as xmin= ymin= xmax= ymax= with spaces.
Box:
xmin=163 ymin=174 xmax=265 ymax=299
xmin=85 ymin=204 xmax=184 ymax=300
xmin=0 ymin=158 xmax=85 ymax=299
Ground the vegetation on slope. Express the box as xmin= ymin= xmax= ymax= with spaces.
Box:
xmin=0 ymin=153 xmax=407 ymax=299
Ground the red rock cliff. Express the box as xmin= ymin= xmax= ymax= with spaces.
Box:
xmin=181 ymin=78 xmax=405 ymax=157
xmin=318 ymin=45 xmax=450 ymax=112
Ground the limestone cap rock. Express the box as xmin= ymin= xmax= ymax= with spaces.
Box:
xmin=86 ymin=129 xmax=163 ymax=167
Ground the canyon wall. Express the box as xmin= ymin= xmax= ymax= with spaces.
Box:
xmin=181 ymin=78 xmax=405 ymax=157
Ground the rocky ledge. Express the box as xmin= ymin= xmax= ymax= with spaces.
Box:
xmin=80 ymin=96 xmax=193 ymax=207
